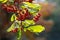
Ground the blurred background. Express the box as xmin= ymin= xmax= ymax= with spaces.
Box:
xmin=0 ymin=0 xmax=60 ymax=40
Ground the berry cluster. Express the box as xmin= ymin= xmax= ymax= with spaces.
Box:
xmin=2 ymin=4 xmax=41 ymax=22
xmin=2 ymin=3 xmax=41 ymax=33
xmin=16 ymin=9 xmax=31 ymax=21
xmin=2 ymin=4 xmax=17 ymax=13
xmin=2 ymin=4 xmax=31 ymax=21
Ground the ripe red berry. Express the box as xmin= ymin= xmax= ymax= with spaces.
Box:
xmin=25 ymin=12 xmax=31 ymax=19
xmin=38 ymin=13 xmax=41 ymax=16
xmin=33 ymin=18 xmax=36 ymax=21
xmin=2 ymin=4 xmax=7 ymax=10
xmin=12 ymin=5 xmax=17 ymax=12
xmin=17 ymin=12 xmax=26 ymax=21
xmin=21 ymin=14 xmax=26 ymax=21
xmin=25 ymin=13 xmax=29 ymax=18
xmin=33 ymin=13 xmax=41 ymax=22
xmin=6 ymin=5 xmax=14 ymax=12
xmin=37 ymin=14 xmax=41 ymax=18
xmin=11 ymin=28 xmax=18 ymax=33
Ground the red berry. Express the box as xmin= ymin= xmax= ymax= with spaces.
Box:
xmin=12 ymin=5 xmax=17 ymax=12
xmin=33 ymin=15 xmax=40 ymax=22
xmin=34 ymin=16 xmax=38 ymax=19
xmin=25 ymin=13 xmax=28 ymax=18
xmin=15 ymin=28 xmax=18 ymax=32
xmin=2 ymin=4 xmax=7 ymax=10
xmin=11 ymin=28 xmax=18 ymax=33
xmin=37 ymin=14 xmax=41 ymax=18
xmin=33 ymin=18 xmax=37 ymax=22
xmin=14 ymin=0 xmax=20 ymax=4
xmin=38 ymin=13 xmax=41 ymax=15
xmin=7 ymin=7 xmax=10 ymax=12
xmin=7 ymin=6 xmax=13 ymax=12
xmin=21 ymin=14 xmax=25 ymax=21
xmin=22 ymin=9 xmax=31 ymax=19
xmin=20 ymin=13 xmax=23 ymax=20
xmin=11 ymin=30 xmax=16 ymax=33
xmin=18 ymin=12 xmax=25 ymax=21
xmin=25 ymin=13 xmax=30 ymax=19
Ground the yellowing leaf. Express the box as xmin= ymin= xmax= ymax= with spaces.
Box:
xmin=27 ymin=25 xmax=45 ymax=33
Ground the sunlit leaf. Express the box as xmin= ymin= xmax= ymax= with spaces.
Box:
xmin=7 ymin=22 xmax=15 ymax=32
xmin=27 ymin=25 xmax=45 ymax=33
xmin=11 ymin=14 xmax=16 ymax=22
xmin=0 ymin=0 xmax=8 ymax=3
xmin=21 ymin=2 xmax=42 ymax=16
xmin=22 ymin=20 xmax=35 ymax=28
xmin=7 ymin=20 xmax=20 ymax=32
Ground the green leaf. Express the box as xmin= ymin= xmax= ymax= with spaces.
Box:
xmin=0 ymin=0 xmax=8 ymax=3
xmin=17 ymin=28 xmax=21 ymax=40
xmin=7 ymin=22 xmax=15 ymax=32
xmin=22 ymin=20 xmax=35 ymax=28
xmin=7 ymin=20 xmax=21 ymax=32
xmin=27 ymin=25 xmax=45 ymax=33
xmin=11 ymin=14 xmax=16 ymax=22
